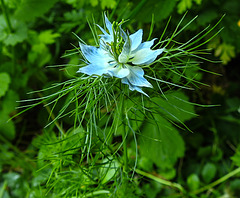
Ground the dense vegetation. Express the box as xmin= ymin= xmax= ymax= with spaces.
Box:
xmin=1 ymin=0 xmax=240 ymax=197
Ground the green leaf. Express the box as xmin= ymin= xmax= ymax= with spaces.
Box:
xmin=194 ymin=0 xmax=201 ymax=4
xmin=158 ymin=167 xmax=176 ymax=180
xmin=3 ymin=24 xmax=28 ymax=46
xmin=151 ymin=91 xmax=197 ymax=123
xmin=139 ymin=113 xmax=185 ymax=169
xmin=197 ymin=10 xmax=218 ymax=27
xmin=0 ymin=112 xmax=15 ymax=140
xmin=90 ymin=0 xmax=98 ymax=7
xmin=3 ymin=172 xmax=28 ymax=197
xmin=0 ymin=73 xmax=11 ymax=97
xmin=0 ymin=16 xmax=28 ymax=46
xmin=143 ymin=181 xmax=162 ymax=198
xmin=201 ymin=162 xmax=217 ymax=183
xmin=187 ymin=174 xmax=200 ymax=191
xmin=177 ymin=0 xmax=202 ymax=14
xmin=14 ymin=0 xmax=59 ymax=22
xmin=135 ymin=0 xmax=177 ymax=23
xmin=100 ymin=0 xmax=116 ymax=9
xmin=27 ymin=30 xmax=59 ymax=67
xmin=2 ymin=90 xmax=19 ymax=114
xmin=231 ymin=147 xmax=240 ymax=167
xmin=211 ymin=147 xmax=223 ymax=162
xmin=215 ymin=43 xmax=236 ymax=64
xmin=38 ymin=30 xmax=60 ymax=44
xmin=138 ymin=156 xmax=153 ymax=172
xmin=177 ymin=0 xmax=192 ymax=14
xmin=65 ymin=0 xmax=84 ymax=8
xmin=100 ymin=159 xmax=119 ymax=184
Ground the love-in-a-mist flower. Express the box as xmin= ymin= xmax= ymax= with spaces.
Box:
xmin=78 ymin=15 xmax=164 ymax=96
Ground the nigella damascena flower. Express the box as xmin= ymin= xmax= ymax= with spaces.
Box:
xmin=78 ymin=15 xmax=164 ymax=96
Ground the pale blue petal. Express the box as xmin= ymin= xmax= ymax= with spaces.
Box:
xmin=96 ymin=15 xmax=114 ymax=43
xmin=108 ymin=66 xmax=130 ymax=78
xmin=120 ymin=26 xmax=127 ymax=41
xmin=121 ymin=78 xmax=149 ymax=97
xmin=79 ymin=43 xmax=102 ymax=63
xmin=126 ymin=66 xmax=152 ymax=88
xmin=104 ymin=14 xmax=113 ymax=36
xmin=97 ymin=24 xmax=113 ymax=43
xmin=97 ymin=24 xmax=108 ymax=35
xmin=132 ymin=86 xmax=149 ymax=97
xmin=79 ymin=43 xmax=112 ymax=64
xmin=77 ymin=63 xmax=111 ymax=76
xmin=79 ymin=42 xmax=116 ymax=76
xmin=142 ymin=49 xmax=164 ymax=65
xmin=100 ymin=35 xmax=113 ymax=44
xmin=131 ymin=48 xmax=163 ymax=65
xmin=129 ymin=29 xmax=143 ymax=51
xmin=132 ymin=38 xmax=157 ymax=53
xmin=118 ymin=37 xmax=131 ymax=63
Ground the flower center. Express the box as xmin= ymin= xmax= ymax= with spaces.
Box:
xmin=105 ymin=38 xmax=124 ymax=62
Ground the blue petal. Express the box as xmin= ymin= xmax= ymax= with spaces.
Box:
xmin=79 ymin=43 xmax=116 ymax=76
xmin=121 ymin=78 xmax=149 ymax=97
xmin=97 ymin=15 xmax=114 ymax=44
xmin=131 ymin=48 xmax=163 ymax=65
xmin=97 ymin=24 xmax=108 ymax=35
xmin=104 ymin=14 xmax=113 ymax=36
xmin=79 ymin=43 xmax=112 ymax=64
xmin=141 ymin=49 xmax=164 ymax=65
xmin=77 ymin=63 xmax=111 ymax=76
xmin=132 ymin=38 xmax=157 ymax=53
xmin=118 ymin=37 xmax=131 ymax=63
xmin=100 ymin=35 xmax=113 ymax=44
xmin=108 ymin=65 xmax=130 ymax=78
xmin=120 ymin=26 xmax=127 ymax=41
xmin=126 ymin=66 xmax=152 ymax=88
xmin=97 ymin=24 xmax=113 ymax=43
xmin=129 ymin=29 xmax=143 ymax=51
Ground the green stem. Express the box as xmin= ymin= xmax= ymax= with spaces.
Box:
xmin=136 ymin=169 xmax=185 ymax=193
xmin=1 ymin=0 xmax=13 ymax=33
xmin=0 ymin=180 xmax=7 ymax=198
xmin=80 ymin=190 xmax=110 ymax=198
xmin=37 ymin=93 xmax=65 ymax=135
xmin=122 ymin=125 xmax=128 ymax=172
xmin=121 ymin=88 xmax=128 ymax=173
xmin=191 ymin=167 xmax=240 ymax=195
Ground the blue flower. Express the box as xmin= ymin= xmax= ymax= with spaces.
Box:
xmin=78 ymin=15 xmax=164 ymax=96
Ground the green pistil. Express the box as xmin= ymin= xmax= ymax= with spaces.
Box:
xmin=109 ymin=33 xmax=124 ymax=59
xmin=109 ymin=20 xmax=126 ymax=60
xmin=116 ymin=39 xmax=124 ymax=56
xmin=109 ymin=40 xmax=124 ymax=61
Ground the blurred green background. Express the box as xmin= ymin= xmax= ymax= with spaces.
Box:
xmin=0 ymin=0 xmax=240 ymax=197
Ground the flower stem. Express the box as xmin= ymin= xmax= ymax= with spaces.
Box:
xmin=191 ymin=167 xmax=240 ymax=195
xmin=1 ymin=0 xmax=13 ymax=33
xmin=135 ymin=169 xmax=185 ymax=193
xmin=37 ymin=93 xmax=65 ymax=135
xmin=122 ymin=124 xmax=128 ymax=173
xmin=120 ymin=87 xmax=128 ymax=173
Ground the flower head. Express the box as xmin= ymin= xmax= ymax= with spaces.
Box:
xmin=78 ymin=15 xmax=164 ymax=96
